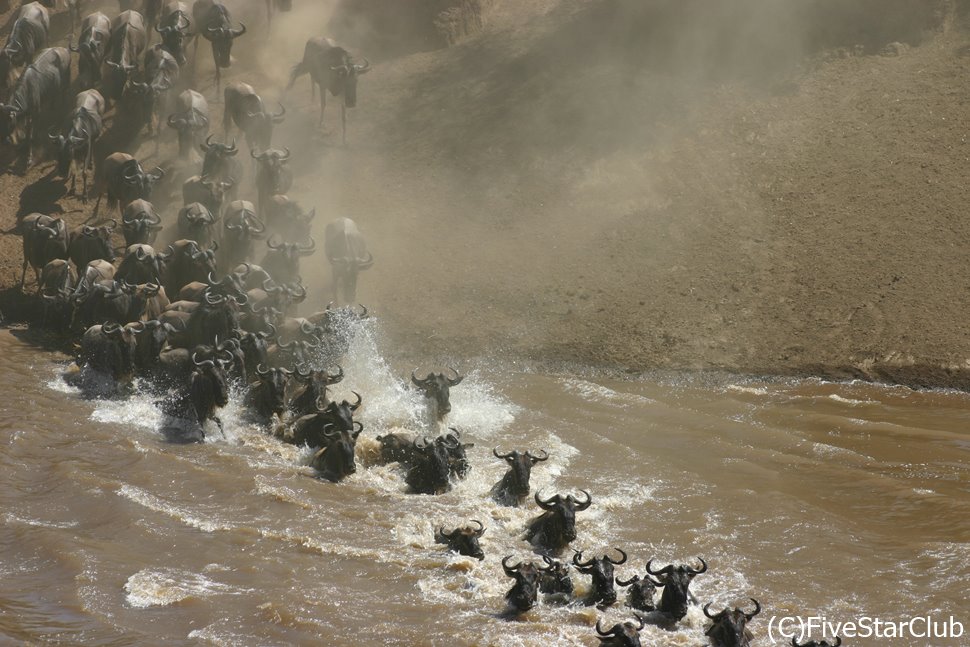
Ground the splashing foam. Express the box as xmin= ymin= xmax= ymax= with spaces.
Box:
xmin=124 ymin=567 xmax=251 ymax=608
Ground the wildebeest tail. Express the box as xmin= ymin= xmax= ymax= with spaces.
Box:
xmin=287 ymin=60 xmax=307 ymax=90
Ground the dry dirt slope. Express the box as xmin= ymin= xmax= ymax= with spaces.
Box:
xmin=5 ymin=0 xmax=970 ymax=389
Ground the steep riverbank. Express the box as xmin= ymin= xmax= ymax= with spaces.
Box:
xmin=4 ymin=0 xmax=970 ymax=389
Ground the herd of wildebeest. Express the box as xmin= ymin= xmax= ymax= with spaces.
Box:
xmin=9 ymin=1 xmax=841 ymax=645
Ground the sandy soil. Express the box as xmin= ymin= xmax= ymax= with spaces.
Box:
xmin=5 ymin=0 xmax=970 ymax=389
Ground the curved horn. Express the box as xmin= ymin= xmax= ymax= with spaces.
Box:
xmin=411 ymin=369 xmax=429 ymax=387
xmin=256 ymin=363 xmax=270 ymax=376
xmin=615 ymin=574 xmax=640 ymax=587
xmin=572 ymin=550 xmax=594 ymax=568
xmin=470 ymin=519 xmax=485 ymax=537
xmin=646 ymin=560 xmax=673 ymax=576
xmin=326 ymin=365 xmax=344 ymax=383
xmin=493 ymin=447 xmax=514 ymax=460
xmin=687 ymin=557 xmax=708 ymax=575
xmin=501 ymin=556 xmax=521 ymax=576
xmin=534 ymin=490 xmax=557 ymax=511
xmin=703 ymin=602 xmax=718 ymax=619
xmin=438 ymin=525 xmax=456 ymax=539
xmin=445 ymin=367 xmax=463 ymax=386
xmin=594 ymin=620 xmax=618 ymax=638
xmin=607 ymin=548 xmax=627 ymax=565
xmin=574 ymin=489 xmax=592 ymax=510
xmin=743 ymin=598 xmax=761 ymax=620
xmin=231 ymin=22 xmax=246 ymax=37
xmin=525 ymin=449 xmax=549 ymax=462
xmin=348 ymin=391 xmax=362 ymax=411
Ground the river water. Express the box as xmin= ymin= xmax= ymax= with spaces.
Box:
xmin=1 ymin=321 xmax=968 ymax=646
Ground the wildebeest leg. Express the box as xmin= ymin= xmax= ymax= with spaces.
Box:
xmin=341 ymin=104 xmax=346 ymax=146
xmin=19 ymin=257 xmax=29 ymax=290
xmin=319 ymin=89 xmax=326 ymax=127
xmin=25 ymin=115 xmax=33 ymax=167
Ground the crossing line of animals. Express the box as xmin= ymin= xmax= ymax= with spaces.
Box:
xmin=11 ymin=2 xmax=841 ymax=645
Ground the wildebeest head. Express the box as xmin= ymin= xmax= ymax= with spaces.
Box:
xmin=538 ymin=555 xmax=574 ymax=597
xmin=203 ymin=20 xmax=245 ymax=69
xmin=310 ymin=422 xmax=362 ymax=482
xmin=791 ymin=639 xmax=842 ymax=647
xmin=104 ymin=61 xmax=138 ymax=101
xmin=122 ymin=200 xmax=163 ymax=247
xmin=0 ymin=104 xmax=25 ymax=144
xmin=647 ymin=557 xmax=707 ymax=621
xmin=526 ymin=489 xmax=592 ymax=554
xmin=51 ymin=127 xmax=89 ymax=176
xmin=502 ymin=556 xmax=549 ymax=614
xmin=595 ymin=615 xmax=645 ymax=647
xmin=245 ymin=105 xmax=285 ymax=152
xmin=290 ymin=365 xmax=343 ymax=416
xmin=435 ymin=519 xmax=485 ymax=560
xmin=704 ymin=599 xmax=761 ymax=647
xmin=253 ymin=364 xmax=290 ymax=419
xmin=263 ymin=235 xmax=314 ymax=284
xmin=121 ymin=159 xmax=165 ymax=203
xmin=405 ymin=434 xmax=453 ymax=495
xmin=127 ymin=318 xmax=176 ymax=369
xmin=70 ymin=222 xmax=117 ymax=268
xmin=118 ymin=244 xmax=163 ymax=285
xmin=615 ymin=571 xmax=661 ymax=612
xmin=201 ymin=135 xmax=239 ymax=178
xmin=411 ymin=368 xmax=462 ymax=419
xmin=190 ymin=350 xmax=232 ymax=430
xmin=178 ymin=202 xmax=216 ymax=245
xmin=331 ymin=58 xmax=370 ymax=108
xmin=155 ymin=11 xmax=190 ymax=64
xmin=574 ymin=548 xmax=627 ymax=607
xmin=492 ymin=447 xmax=548 ymax=506
xmin=168 ymin=110 xmax=209 ymax=158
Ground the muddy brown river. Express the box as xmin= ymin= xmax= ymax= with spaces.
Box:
xmin=1 ymin=323 xmax=968 ymax=646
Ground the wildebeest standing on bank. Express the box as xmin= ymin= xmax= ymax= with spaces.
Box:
xmin=51 ymin=89 xmax=106 ymax=201
xmin=71 ymin=12 xmax=111 ymax=90
xmin=94 ymin=152 xmax=165 ymax=216
xmin=21 ymin=213 xmax=68 ymax=289
xmin=194 ymin=0 xmax=246 ymax=95
xmin=324 ymin=217 xmax=373 ymax=305
xmin=103 ymin=11 xmax=148 ymax=104
xmin=223 ymin=81 xmax=284 ymax=155
xmin=167 ymin=89 xmax=209 ymax=160
xmin=0 ymin=47 xmax=70 ymax=167
xmin=287 ymin=37 xmax=370 ymax=144
xmin=0 ymin=2 xmax=50 ymax=92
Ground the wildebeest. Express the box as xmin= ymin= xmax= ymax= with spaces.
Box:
xmin=525 ymin=489 xmax=592 ymax=555
xmin=615 ymin=570 xmax=660 ymax=612
xmin=177 ymin=202 xmax=217 ymax=247
xmin=286 ymin=37 xmax=369 ymax=143
xmin=405 ymin=434 xmax=455 ymax=495
xmin=167 ymin=89 xmax=209 ymax=159
xmin=68 ymin=222 xmax=116 ymax=270
xmin=128 ymin=317 xmax=177 ymax=372
xmin=490 ymin=447 xmax=548 ymax=507
xmin=324 ymin=217 xmax=373 ymax=305
xmin=646 ymin=558 xmax=707 ymax=622
xmin=155 ymin=1 xmax=192 ymax=64
xmin=252 ymin=147 xmax=292 ymax=214
xmin=121 ymin=199 xmax=163 ymax=246
xmin=38 ymin=259 xmax=76 ymax=327
xmin=0 ymin=47 xmax=71 ymax=166
xmin=187 ymin=350 xmax=231 ymax=435
xmin=71 ymin=12 xmax=110 ymax=89
xmin=309 ymin=423 xmax=362 ymax=483
xmin=435 ymin=520 xmax=485 ymax=560
xmin=595 ymin=615 xmax=645 ymax=647
xmin=223 ymin=81 xmax=283 ymax=153
xmin=161 ymin=239 xmax=217 ymax=299
xmin=221 ymin=200 xmax=265 ymax=269
xmin=21 ymin=213 xmax=68 ymax=289
xmin=262 ymin=236 xmax=314 ymax=284
xmin=264 ymin=194 xmax=313 ymax=241
xmin=791 ymin=638 xmax=842 ymax=647
xmin=283 ymin=393 xmax=361 ymax=447
xmin=116 ymin=244 xmax=164 ymax=285
xmin=573 ymin=548 xmax=626 ymax=607
xmin=704 ymin=599 xmax=760 ymax=647
xmin=141 ymin=45 xmax=180 ymax=142
xmin=538 ymin=555 xmax=574 ymax=602
xmin=94 ymin=152 xmax=165 ymax=216
xmin=501 ymin=556 xmax=548 ymax=615
xmin=51 ymin=89 xmax=105 ymax=201
xmin=0 ymin=2 xmax=50 ymax=91
xmin=78 ymin=322 xmax=139 ymax=389
xmin=288 ymin=365 xmax=343 ymax=418
xmin=195 ymin=0 xmax=245 ymax=94
xmin=183 ymin=173 xmax=233 ymax=217
xmin=104 ymin=11 xmax=148 ymax=102
xmin=246 ymin=364 xmax=290 ymax=423
xmin=411 ymin=368 xmax=462 ymax=424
